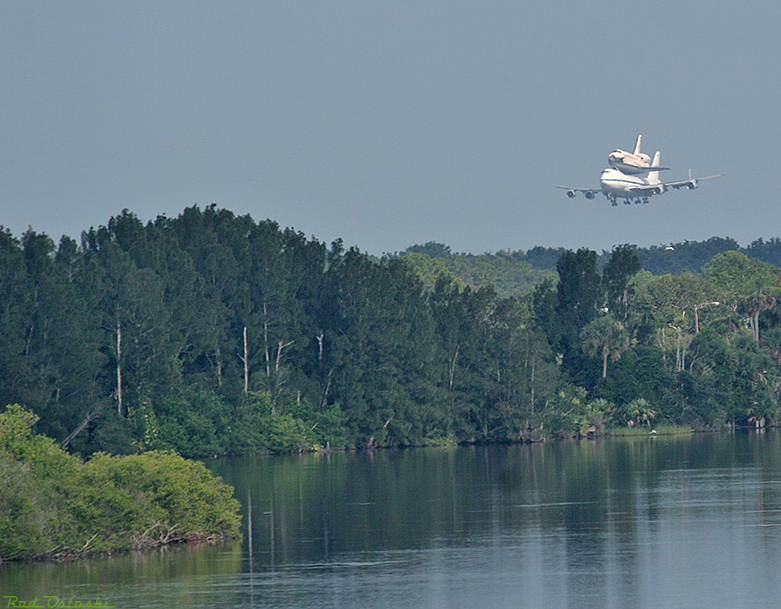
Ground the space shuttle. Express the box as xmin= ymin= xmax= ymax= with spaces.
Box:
xmin=607 ymin=135 xmax=669 ymax=175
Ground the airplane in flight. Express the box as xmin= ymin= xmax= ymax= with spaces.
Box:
xmin=558 ymin=136 xmax=722 ymax=206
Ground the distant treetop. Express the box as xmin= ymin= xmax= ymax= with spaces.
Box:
xmin=403 ymin=242 xmax=452 ymax=258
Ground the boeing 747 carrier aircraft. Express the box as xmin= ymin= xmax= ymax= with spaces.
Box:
xmin=558 ymin=136 xmax=722 ymax=206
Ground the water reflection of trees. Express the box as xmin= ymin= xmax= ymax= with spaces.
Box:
xmin=207 ymin=432 xmax=781 ymax=576
xmin=0 ymin=542 xmax=243 ymax=606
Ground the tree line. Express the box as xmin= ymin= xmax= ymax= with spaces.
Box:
xmin=2 ymin=204 xmax=781 ymax=457
xmin=398 ymin=236 xmax=781 ymax=296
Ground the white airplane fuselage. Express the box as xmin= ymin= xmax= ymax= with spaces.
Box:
xmin=600 ymin=167 xmax=664 ymax=199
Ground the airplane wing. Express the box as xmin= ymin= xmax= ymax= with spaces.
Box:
xmin=625 ymin=184 xmax=666 ymax=195
xmin=662 ymin=173 xmax=724 ymax=190
xmin=556 ymin=186 xmax=602 ymax=199
xmin=626 ymin=172 xmax=724 ymax=195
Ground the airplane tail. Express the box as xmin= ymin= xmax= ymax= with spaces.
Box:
xmin=648 ymin=151 xmax=662 ymax=184
xmin=633 ymin=135 xmax=643 ymax=156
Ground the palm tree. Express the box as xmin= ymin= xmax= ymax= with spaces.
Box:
xmin=627 ymin=398 xmax=656 ymax=428
xmin=581 ymin=316 xmax=631 ymax=378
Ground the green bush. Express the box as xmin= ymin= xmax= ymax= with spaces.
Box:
xmin=263 ymin=413 xmax=313 ymax=453
xmin=288 ymin=399 xmax=348 ymax=449
xmin=0 ymin=452 xmax=48 ymax=560
xmin=81 ymin=451 xmax=241 ymax=547
xmin=0 ymin=404 xmax=241 ymax=562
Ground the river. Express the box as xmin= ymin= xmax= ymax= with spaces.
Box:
xmin=2 ymin=431 xmax=781 ymax=608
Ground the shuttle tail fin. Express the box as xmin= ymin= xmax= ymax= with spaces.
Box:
xmin=633 ymin=135 xmax=643 ymax=156
xmin=648 ymin=151 xmax=662 ymax=184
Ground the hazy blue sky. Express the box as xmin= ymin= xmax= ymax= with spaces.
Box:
xmin=2 ymin=1 xmax=778 ymax=255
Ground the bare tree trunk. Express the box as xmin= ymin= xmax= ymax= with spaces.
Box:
xmin=61 ymin=408 xmax=102 ymax=448
xmin=448 ymin=344 xmax=460 ymax=390
xmin=321 ymin=367 xmax=334 ymax=409
xmin=752 ymin=311 xmax=760 ymax=342
xmin=676 ymin=327 xmax=682 ymax=372
xmin=263 ymin=301 xmax=271 ymax=376
xmin=530 ymin=358 xmax=536 ymax=418
xmin=116 ymin=320 xmax=123 ymax=415
xmin=215 ymin=344 xmax=223 ymax=388
xmin=270 ymin=339 xmax=294 ymax=415
xmin=275 ymin=340 xmax=294 ymax=374
xmin=668 ymin=324 xmax=682 ymax=372
xmin=242 ymin=325 xmax=249 ymax=395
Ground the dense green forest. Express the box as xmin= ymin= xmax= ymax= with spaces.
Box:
xmin=398 ymin=242 xmax=554 ymax=297
xmin=399 ymin=236 xmax=781 ymax=296
xmin=2 ymin=204 xmax=781 ymax=458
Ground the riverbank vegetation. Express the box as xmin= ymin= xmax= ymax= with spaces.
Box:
xmin=2 ymin=205 xmax=781 ymax=457
xmin=0 ymin=404 xmax=240 ymax=562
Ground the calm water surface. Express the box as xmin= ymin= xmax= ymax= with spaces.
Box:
xmin=3 ymin=431 xmax=781 ymax=608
